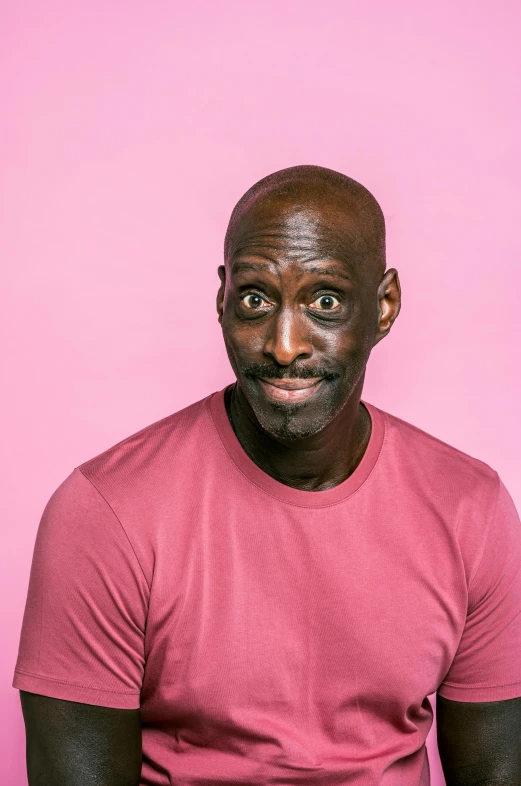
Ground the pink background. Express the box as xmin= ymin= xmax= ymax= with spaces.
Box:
xmin=2 ymin=2 xmax=520 ymax=783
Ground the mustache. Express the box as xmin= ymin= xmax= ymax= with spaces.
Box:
xmin=242 ymin=363 xmax=340 ymax=381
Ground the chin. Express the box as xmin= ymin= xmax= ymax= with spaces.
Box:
xmin=253 ymin=401 xmax=335 ymax=442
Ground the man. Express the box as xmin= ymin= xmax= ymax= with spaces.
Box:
xmin=13 ymin=165 xmax=521 ymax=786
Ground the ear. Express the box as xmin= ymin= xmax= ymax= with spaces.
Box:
xmin=373 ymin=268 xmax=401 ymax=346
xmin=216 ymin=265 xmax=226 ymax=324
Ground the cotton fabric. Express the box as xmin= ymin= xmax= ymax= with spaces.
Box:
xmin=13 ymin=387 xmax=521 ymax=785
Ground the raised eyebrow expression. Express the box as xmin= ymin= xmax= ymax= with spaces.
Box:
xmin=230 ymin=259 xmax=352 ymax=284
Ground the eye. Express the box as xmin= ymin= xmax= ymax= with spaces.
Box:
xmin=309 ymin=294 xmax=341 ymax=311
xmin=241 ymin=293 xmax=269 ymax=309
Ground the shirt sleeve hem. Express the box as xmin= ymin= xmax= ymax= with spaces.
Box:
xmin=12 ymin=670 xmax=141 ymax=709
xmin=437 ymin=680 xmax=521 ymax=702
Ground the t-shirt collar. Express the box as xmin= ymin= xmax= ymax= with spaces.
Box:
xmin=208 ymin=385 xmax=386 ymax=508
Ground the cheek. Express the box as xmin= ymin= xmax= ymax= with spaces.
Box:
xmin=223 ymin=323 xmax=267 ymax=364
xmin=310 ymin=323 xmax=362 ymax=360
xmin=222 ymin=306 xmax=269 ymax=355
xmin=320 ymin=300 xmax=375 ymax=359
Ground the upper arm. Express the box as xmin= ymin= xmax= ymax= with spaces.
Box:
xmin=20 ymin=691 xmax=142 ymax=786
xmin=12 ymin=470 xmax=149 ymax=781
xmin=436 ymin=693 xmax=521 ymax=786
xmin=12 ymin=469 xmax=148 ymax=707
xmin=437 ymin=476 xmax=521 ymax=705
xmin=436 ymin=477 xmax=521 ymax=783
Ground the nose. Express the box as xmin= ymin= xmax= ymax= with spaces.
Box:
xmin=263 ymin=307 xmax=313 ymax=366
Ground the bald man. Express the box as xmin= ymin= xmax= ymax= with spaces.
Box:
xmin=14 ymin=166 xmax=521 ymax=786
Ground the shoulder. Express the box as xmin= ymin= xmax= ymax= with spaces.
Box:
xmin=374 ymin=403 xmax=499 ymax=505
xmin=77 ymin=391 xmax=218 ymax=499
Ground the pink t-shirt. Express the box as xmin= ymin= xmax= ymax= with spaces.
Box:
xmin=13 ymin=388 xmax=521 ymax=785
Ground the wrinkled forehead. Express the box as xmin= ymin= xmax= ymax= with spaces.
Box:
xmin=228 ymin=195 xmax=374 ymax=276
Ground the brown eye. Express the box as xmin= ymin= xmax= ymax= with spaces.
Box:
xmin=309 ymin=295 xmax=340 ymax=311
xmin=242 ymin=294 xmax=267 ymax=309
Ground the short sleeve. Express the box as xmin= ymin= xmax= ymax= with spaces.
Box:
xmin=437 ymin=476 xmax=521 ymax=702
xmin=12 ymin=468 xmax=149 ymax=709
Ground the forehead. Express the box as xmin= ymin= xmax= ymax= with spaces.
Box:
xmin=228 ymin=197 xmax=369 ymax=274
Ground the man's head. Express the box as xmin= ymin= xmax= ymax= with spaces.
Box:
xmin=217 ymin=165 xmax=401 ymax=441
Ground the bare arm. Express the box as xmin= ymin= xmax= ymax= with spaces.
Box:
xmin=20 ymin=691 xmax=142 ymax=786
xmin=436 ymin=693 xmax=521 ymax=786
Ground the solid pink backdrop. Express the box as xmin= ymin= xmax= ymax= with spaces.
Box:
xmin=2 ymin=2 xmax=520 ymax=784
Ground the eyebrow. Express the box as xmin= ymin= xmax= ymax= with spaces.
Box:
xmin=231 ymin=261 xmax=272 ymax=274
xmin=231 ymin=259 xmax=352 ymax=281
xmin=302 ymin=264 xmax=352 ymax=281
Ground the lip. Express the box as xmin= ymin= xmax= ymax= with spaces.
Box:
xmin=258 ymin=377 xmax=324 ymax=403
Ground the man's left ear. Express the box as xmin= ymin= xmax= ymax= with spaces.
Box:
xmin=373 ymin=268 xmax=401 ymax=346
xmin=216 ymin=265 xmax=226 ymax=324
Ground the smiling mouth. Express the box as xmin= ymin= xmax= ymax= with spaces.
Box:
xmin=258 ymin=377 xmax=324 ymax=403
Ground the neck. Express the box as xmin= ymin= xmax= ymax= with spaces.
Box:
xmin=225 ymin=381 xmax=372 ymax=491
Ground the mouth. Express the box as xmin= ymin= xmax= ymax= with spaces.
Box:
xmin=257 ymin=377 xmax=324 ymax=403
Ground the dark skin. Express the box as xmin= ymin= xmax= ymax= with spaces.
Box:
xmin=216 ymin=189 xmax=393 ymax=490
xmin=19 ymin=691 xmax=142 ymax=785
xmin=20 ymin=166 xmax=521 ymax=784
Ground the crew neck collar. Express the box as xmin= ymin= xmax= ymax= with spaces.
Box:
xmin=208 ymin=385 xmax=386 ymax=508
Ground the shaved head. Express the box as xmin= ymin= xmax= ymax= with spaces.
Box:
xmin=224 ymin=164 xmax=386 ymax=288
xmin=217 ymin=164 xmax=400 ymax=443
